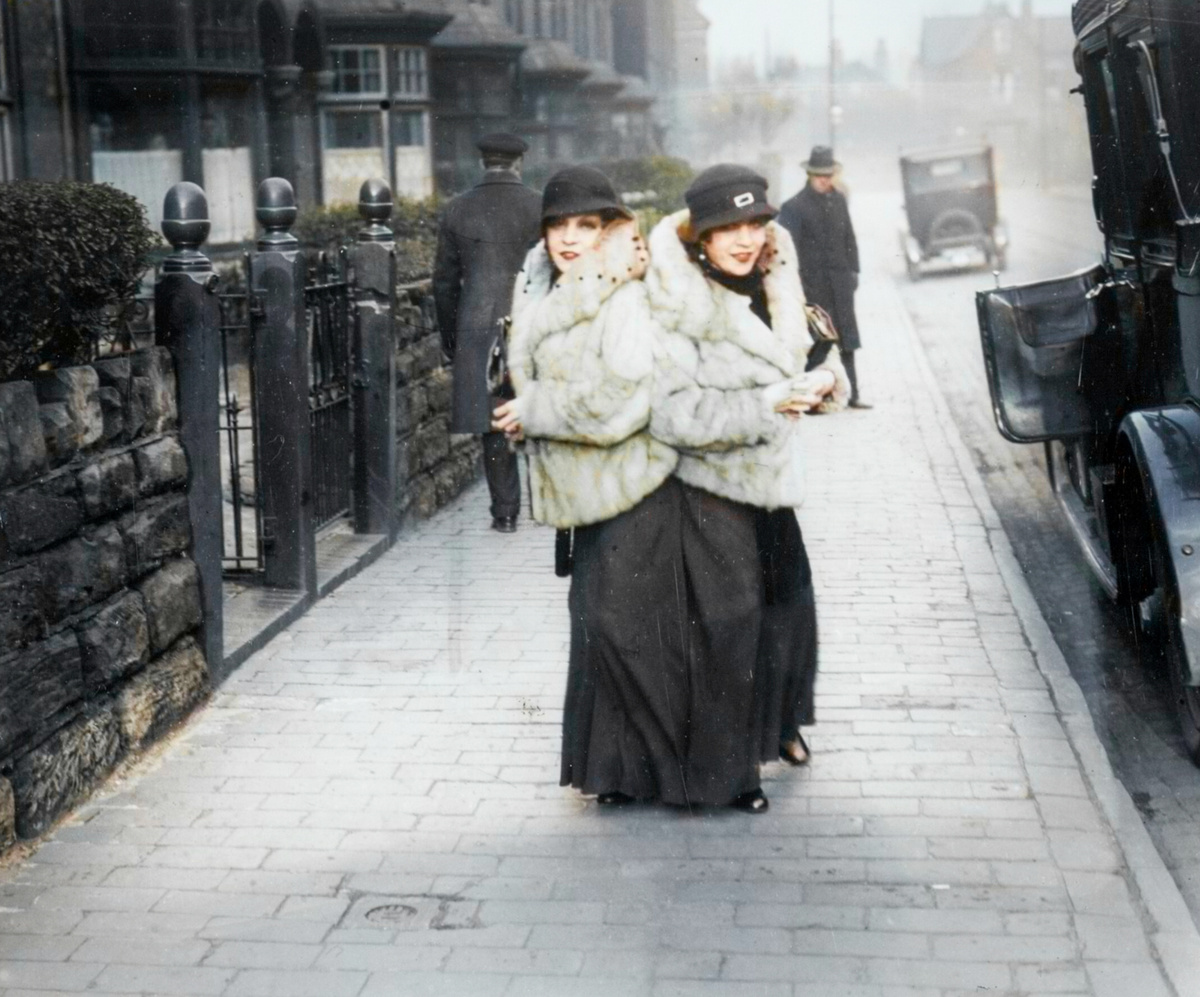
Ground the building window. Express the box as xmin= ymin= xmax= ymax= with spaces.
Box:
xmin=505 ymin=0 xmax=524 ymax=33
xmin=394 ymin=110 xmax=427 ymax=147
xmin=551 ymin=0 xmax=568 ymax=41
xmin=323 ymin=109 xmax=384 ymax=149
xmin=194 ymin=0 xmax=253 ymax=62
xmin=394 ymin=47 xmax=429 ymax=99
xmin=79 ymin=1 xmax=180 ymax=60
xmin=329 ymin=46 xmax=386 ymax=97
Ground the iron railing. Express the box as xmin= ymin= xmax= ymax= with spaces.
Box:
xmin=306 ymin=249 xmax=355 ymax=532
xmin=218 ymin=254 xmax=265 ymax=575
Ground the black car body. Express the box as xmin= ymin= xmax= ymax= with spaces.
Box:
xmin=901 ymin=144 xmax=1008 ymax=279
xmin=977 ymin=0 xmax=1200 ymax=760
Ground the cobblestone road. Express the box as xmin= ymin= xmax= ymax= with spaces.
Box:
xmin=2 ymin=261 xmax=1198 ymax=996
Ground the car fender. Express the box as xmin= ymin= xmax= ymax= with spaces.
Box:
xmin=1119 ymin=405 xmax=1200 ymax=686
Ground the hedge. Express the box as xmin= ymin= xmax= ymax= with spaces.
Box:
xmin=295 ymin=196 xmax=440 ymax=284
xmin=0 ymin=181 xmax=157 ymax=382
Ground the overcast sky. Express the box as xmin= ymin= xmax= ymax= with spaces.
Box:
xmin=696 ymin=0 xmax=1072 ymax=74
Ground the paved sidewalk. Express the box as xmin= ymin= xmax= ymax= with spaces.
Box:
xmin=2 ymin=264 xmax=1199 ymax=997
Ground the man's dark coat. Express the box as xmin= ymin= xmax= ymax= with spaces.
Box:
xmin=433 ymin=172 xmax=542 ymax=433
xmin=777 ymin=184 xmax=861 ymax=351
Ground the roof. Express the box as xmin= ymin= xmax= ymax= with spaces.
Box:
xmin=580 ymin=59 xmax=626 ymax=92
xmin=519 ymin=38 xmax=590 ymax=78
xmin=611 ymin=74 xmax=655 ymax=106
xmin=900 ymin=143 xmax=992 ymax=164
xmin=433 ymin=2 xmax=525 ymax=50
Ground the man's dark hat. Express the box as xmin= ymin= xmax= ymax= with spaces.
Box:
xmin=541 ymin=166 xmax=632 ymax=223
xmin=684 ymin=164 xmax=777 ymax=236
xmin=476 ymin=132 xmax=528 ymax=157
xmin=803 ymin=145 xmax=839 ymax=176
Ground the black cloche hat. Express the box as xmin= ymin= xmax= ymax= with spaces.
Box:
xmin=802 ymin=145 xmax=839 ymax=176
xmin=541 ymin=166 xmax=632 ymax=223
xmin=476 ymin=132 xmax=528 ymax=157
xmin=684 ymin=164 xmax=777 ymax=236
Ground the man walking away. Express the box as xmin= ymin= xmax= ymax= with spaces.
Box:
xmin=778 ymin=145 xmax=871 ymax=409
xmin=433 ymin=133 xmax=542 ymax=531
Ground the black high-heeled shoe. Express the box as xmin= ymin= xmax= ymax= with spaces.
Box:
xmin=780 ymin=734 xmax=810 ymax=767
xmin=597 ymin=791 xmax=634 ymax=805
xmin=731 ymin=789 xmax=769 ymax=813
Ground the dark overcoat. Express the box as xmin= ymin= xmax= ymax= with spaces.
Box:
xmin=777 ymin=184 xmax=862 ymax=351
xmin=433 ymin=172 xmax=542 ymax=433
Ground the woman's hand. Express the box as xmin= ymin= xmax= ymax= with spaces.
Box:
xmin=774 ymin=370 xmax=837 ymax=419
xmin=492 ymin=400 xmax=524 ymax=441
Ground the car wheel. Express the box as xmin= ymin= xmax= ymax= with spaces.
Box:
xmin=1141 ymin=507 xmax=1200 ymax=764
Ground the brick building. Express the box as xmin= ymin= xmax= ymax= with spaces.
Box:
xmin=0 ymin=0 xmax=710 ymax=237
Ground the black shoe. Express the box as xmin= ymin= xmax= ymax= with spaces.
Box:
xmin=731 ymin=789 xmax=769 ymax=813
xmin=491 ymin=516 xmax=518 ymax=533
xmin=848 ymin=398 xmax=873 ymax=410
xmin=780 ymin=734 xmax=810 ymax=767
xmin=597 ymin=791 xmax=634 ymax=805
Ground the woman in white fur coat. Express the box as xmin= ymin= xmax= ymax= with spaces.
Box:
xmin=493 ymin=166 xmax=699 ymax=807
xmin=646 ymin=165 xmax=849 ymax=808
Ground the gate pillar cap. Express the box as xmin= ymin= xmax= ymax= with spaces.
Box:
xmin=257 ymin=177 xmax=299 ymax=248
xmin=358 ymin=179 xmax=394 ymax=243
xmin=162 ymin=182 xmax=212 ymax=273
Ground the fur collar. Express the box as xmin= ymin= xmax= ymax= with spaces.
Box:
xmin=512 ymin=218 xmax=648 ymax=355
xmin=645 ymin=209 xmax=807 ymax=375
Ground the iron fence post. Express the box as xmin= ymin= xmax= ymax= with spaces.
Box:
xmin=155 ymin=182 xmax=225 ymax=676
xmin=351 ymin=179 xmax=398 ymax=540
xmin=251 ymin=177 xmax=317 ymax=595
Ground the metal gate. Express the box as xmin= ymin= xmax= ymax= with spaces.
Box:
xmin=219 ymin=254 xmax=265 ymax=575
xmin=306 ymin=250 xmax=354 ymax=532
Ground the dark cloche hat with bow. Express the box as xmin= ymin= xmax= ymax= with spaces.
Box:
xmin=802 ymin=145 xmax=839 ymax=176
xmin=476 ymin=132 xmax=529 ymax=157
xmin=541 ymin=166 xmax=632 ymax=223
xmin=684 ymin=164 xmax=778 ymax=236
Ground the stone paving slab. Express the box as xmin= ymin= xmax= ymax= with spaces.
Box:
xmin=2 ymin=260 xmax=1198 ymax=996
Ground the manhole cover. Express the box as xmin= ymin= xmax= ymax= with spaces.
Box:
xmin=365 ymin=904 xmax=420 ymax=926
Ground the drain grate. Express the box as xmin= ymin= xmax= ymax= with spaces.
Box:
xmin=350 ymin=895 xmax=481 ymax=932
xmin=365 ymin=903 xmax=421 ymax=926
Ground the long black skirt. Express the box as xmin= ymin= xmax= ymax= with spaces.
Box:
xmin=754 ymin=508 xmax=818 ymax=762
xmin=560 ymin=478 xmax=691 ymax=804
xmin=560 ymin=478 xmax=761 ymax=806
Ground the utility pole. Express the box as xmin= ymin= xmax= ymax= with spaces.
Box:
xmin=828 ymin=0 xmax=838 ymax=150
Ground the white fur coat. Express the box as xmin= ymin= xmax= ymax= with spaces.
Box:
xmin=507 ymin=219 xmax=678 ymax=529
xmin=645 ymin=210 xmax=848 ymax=510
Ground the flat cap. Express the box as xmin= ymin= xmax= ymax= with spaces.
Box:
xmin=476 ymin=132 xmax=528 ymax=156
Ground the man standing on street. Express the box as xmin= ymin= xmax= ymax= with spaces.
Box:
xmin=433 ymin=133 xmax=542 ymax=532
xmin=778 ymin=145 xmax=871 ymax=409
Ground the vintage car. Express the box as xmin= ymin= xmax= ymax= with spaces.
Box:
xmin=899 ymin=144 xmax=1008 ymax=279
xmin=977 ymin=0 xmax=1200 ymax=761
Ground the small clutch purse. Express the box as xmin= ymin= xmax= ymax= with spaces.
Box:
xmin=804 ymin=304 xmax=839 ymax=344
xmin=486 ymin=316 xmax=514 ymax=402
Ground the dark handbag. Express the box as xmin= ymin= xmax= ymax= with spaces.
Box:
xmin=555 ymin=528 xmax=573 ymax=578
xmin=486 ymin=316 xmax=514 ymax=403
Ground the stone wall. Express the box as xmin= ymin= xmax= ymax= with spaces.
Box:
xmin=394 ymin=281 xmax=482 ymax=522
xmin=0 ymin=348 xmax=210 ymax=852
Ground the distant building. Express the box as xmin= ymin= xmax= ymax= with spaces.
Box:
xmin=1 ymin=0 xmax=709 ymax=237
xmin=917 ymin=1 xmax=1087 ymax=184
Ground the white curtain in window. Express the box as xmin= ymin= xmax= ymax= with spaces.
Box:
xmin=92 ymin=150 xmax=184 ymax=234
xmin=203 ymin=147 xmax=255 ymax=244
xmin=394 ymin=147 xmax=433 ymax=199
xmin=324 ymin=148 xmax=387 ymax=205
